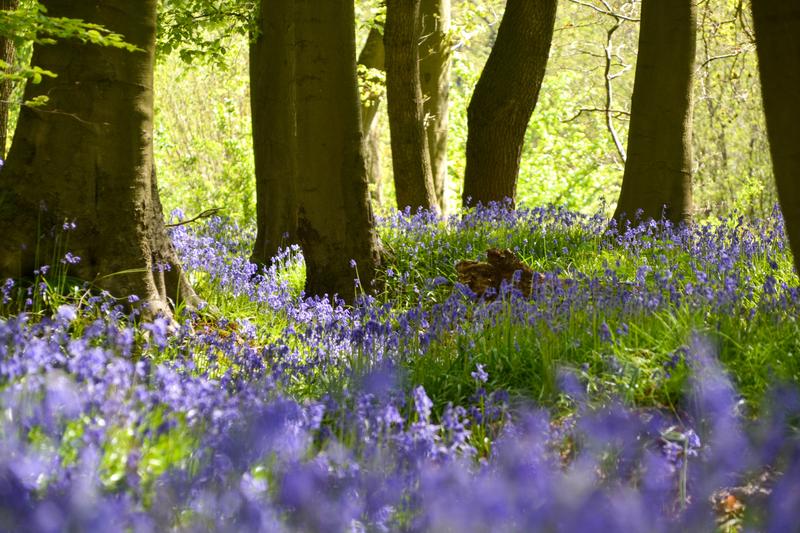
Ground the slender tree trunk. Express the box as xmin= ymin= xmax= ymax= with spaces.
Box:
xmin=359 ymin=26 xmax=385 ymax=134
xmin=612 ymin=0 xmax=696 ymax=225
xmin=358 ymin=26 xmax=386 ymax=208
xmin=461 ymin=0 xmax=557 ymax=208
xmin=753 ymin=1 xmax=800 ymax=274
xmin=419 ymin=0 xmax=450 ymax=213
xmin=385 ymin=0 xmax=437 ymax=213
xmin=250 ymin=0 xmax=297 ymax=266
xmin=294 ymin=0 xmax=381 ymax=300
xmin=364 ymin=124 xmax=384 ymax=207
xmin=0 ymin=0 xmax=19 ymax=159
xmin=0 ymin=0 xmax=196 ymax=317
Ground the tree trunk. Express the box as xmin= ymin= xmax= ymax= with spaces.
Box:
xmin=364 ymin=124 xmax=384 ymax=208
xmin=419 ymin=0 xmax=450 ymax=213
xmin=359 ymin=26 xmax=385 ymax=134
xmin=752 ymin=1 xmax=800 ymax=274
xmin=294 ymin=0 xmax=381 ymax=300
xmin=461 ymin=0 xmax=557 ymax=208
xmin=250 ymin=0 xmax=297 ymax=266
xmin=0 ymin=0 xmax=196 ymax=317
xmin=612 ymin=0 xmax=697 ymax=225
xmin=0 ymin=0 xmax=19 ymax=159
xmin=385 ymin=0 xmax=437 ymax=213
xmin=358 ymin=26 xmax=386 ymax=209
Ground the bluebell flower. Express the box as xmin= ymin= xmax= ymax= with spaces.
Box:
xmin=471 ymin=363 xmax=488 ymax=383
xmin=55 ymin=304 xmax=77 ymax=324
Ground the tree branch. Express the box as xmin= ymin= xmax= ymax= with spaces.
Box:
xmin=563 ymin=107 xmax=631 ymax=122
xmin=166 ymin=207 xmax=222 ymax=227
xmin=568 ymin=0 xmax=640 ymax=22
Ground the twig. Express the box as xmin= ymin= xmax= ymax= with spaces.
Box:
xmin=697 ymin=48 xmax=751 ymax=71
xmin=568 ymin=0 xmax=640 ymax=22
xmin=28 ymin=106 xmax=105 ymax=127
xmin=563 ymin=107 xmax=631 ymax=122
xmin=166 ymin=207 xmax=222 ymax=227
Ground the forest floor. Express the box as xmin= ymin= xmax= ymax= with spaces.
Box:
xmin=0 ymin=203 xmax=798 ymax=531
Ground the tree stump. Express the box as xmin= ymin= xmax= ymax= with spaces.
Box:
xmin=455 ymin=248 xmax=544 ymax=298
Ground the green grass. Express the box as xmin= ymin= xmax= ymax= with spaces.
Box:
xmin=374 ymin=212 xmax=798 ymax=421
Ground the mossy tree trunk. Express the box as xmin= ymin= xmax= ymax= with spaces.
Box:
xmin=612 ymin=0 xmax=697 ymax=225
xmin=385 ymin=0 xmax=437 ymax=213
xmin=753 ymin=1 xmax=800 ymax=274
xmin=461 ymin=0 xmax=557 ymax=208
xmin=294 ymin=0 xmax=381 ymax=300
xmin=420 ymin=0 xmax=450 ymax=213
xmin=0 ymin=0 xmax=197 ymax=317
xmin=250 ymin=0 xmax=297 ymax=266
xmin=0 ymin=0 xmax=19 ymax=159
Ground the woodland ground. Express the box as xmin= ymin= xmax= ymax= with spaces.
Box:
xmin=0 ymin=203 xmax=799 ymax=531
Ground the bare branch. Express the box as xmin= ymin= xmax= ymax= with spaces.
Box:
xmin=563 ymin=107 xmax=631 ymax=122
xmin=166 ymin=207 xmax=223 ymax=228
xmin=697 ymin=47 xmax=752 ymax=71
xmin=568 ymin=0 xmax=640 ymax=22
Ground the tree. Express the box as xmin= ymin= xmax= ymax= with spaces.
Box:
xmin=158 ymin=0 xmax=381 ymax=300
xmin=461 ymin=0 xmax=557 ymax=208
xmin=385 ymin=0 xmax=437 ymax=213
xmin=358 ymin=5 xmax=449 ymax=212
xmin=249 ymin=0 xmax=297 ymax=266
xmin=419 ymin=0 xmax=450 ymax=212
xmin=612 ymin=0 xmax=697 ymax=225
xmin=0 ymin=0 xmax=19 ymax=159
xmin=752 ymin=1 xmax=800 ymax=273
xmin=252 ymin=15 xmax=387 ymax=267
xmin=358 ymin=25 xmax=386 ymax=207
xmin=294 ymin=0 xmax=381 ymax=299
xmin=0 ymin=0 xmax=196 ymax=317
xmin=359 ymin=26 xmax=386 ymax=137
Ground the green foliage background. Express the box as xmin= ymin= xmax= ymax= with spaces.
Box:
xmin=146 ymin=0 xmax=774 ymax=223
xmin=154 ymin=38 xmax=255 ymax=222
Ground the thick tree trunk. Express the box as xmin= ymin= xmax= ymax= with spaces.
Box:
xmin=419 ymin=0 xmax=450 ymax=213
xmin=294 ymin=0 xmax=381 ymax=300
xmin=250 ymin=0 xmax=297 ymax=266
xmin=385 ymin=0 xmax=437 ymax=213
xmin=612 ymin=0 xmax=696 ymax=225
xmin=0 ymin=0 xmax=196 ymax=317
xmin=753 ymin=1 xmax=800 ymax=274
xmin=358 ymin=26 xmax=386 ymax=209
xmin=0 ymin=0 xmax=19 ymax=159
xmin=461 ymin=0 xmax=557 ymax=208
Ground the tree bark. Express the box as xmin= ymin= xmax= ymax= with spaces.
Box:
xmin=294 ymin=0 xmax=381 ymax=300
xmin=385 ymin=0 xmax=437 ymax=213
xmin=358 ymin=26 xmax=386 ymax=209
xmin=0 ymin=0 xmax=196 ymax=317
xmin=250 ymin=0 xmax=297 ymax=266
xmin=461 ymin=0 xmax=557 ymax=208
xmin=612 ymin=0 xmax=697 ymax=225
xmin=753 ymin=1 xmax=800 ymax=273
xmin=0 ymin=0 xmax=19 ymax=159
xmin=419 ymin=0 xmax=450 ymax=213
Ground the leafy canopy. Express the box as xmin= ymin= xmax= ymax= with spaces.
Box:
xmin=157 ymin=0 xmax=256 ymax=64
